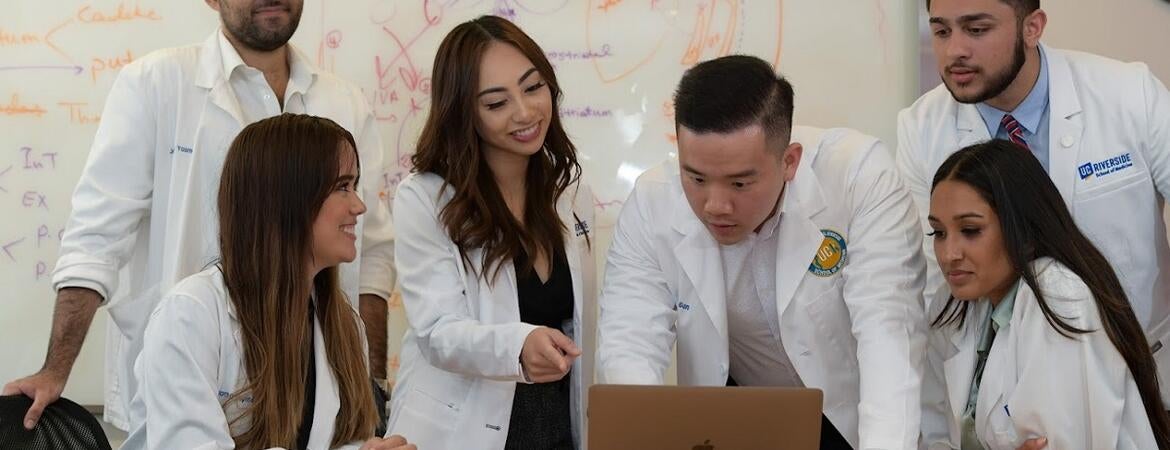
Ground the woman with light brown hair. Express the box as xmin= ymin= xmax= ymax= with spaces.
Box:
xmin=123 ymin=113 xmax=413 ymax=450
xmin=389 ymin=15 xmax=597 ymax=450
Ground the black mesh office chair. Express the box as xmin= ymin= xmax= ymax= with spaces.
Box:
xmin=0 ymin=395 xmax=112 ymax=450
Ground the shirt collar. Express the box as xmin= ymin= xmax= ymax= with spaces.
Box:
xmin=990 ymin=279 xmax=1019 ymax=332
xmin=975 ymin=45 xmax=1050 ymax=136
xmin=756 ymin=184 xmax=787 ymax=240
xmin=216 ymin=28 xmax=316 ymax=95
xmin=217 ymin=29 xmax=247 ymax=79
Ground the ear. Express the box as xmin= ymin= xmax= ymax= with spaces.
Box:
xmin=205 ymin=0 xmax=221 ymax=13
xmin=1021 ymin=9 xmax=1047 ymax=48
xmin=782 ymin=142 xmax=802 ymax=182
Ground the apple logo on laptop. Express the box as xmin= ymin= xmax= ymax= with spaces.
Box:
xmin=692 ymin=440 xmax=715 ymax=450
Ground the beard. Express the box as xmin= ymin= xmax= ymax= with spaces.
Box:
xmin=944 ymin=29 xmax=1027 ymax=104
xmin=219 ymin=0 xmax=302 ymax=52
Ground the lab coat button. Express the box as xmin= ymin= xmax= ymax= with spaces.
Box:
xmin=1061 ymin=136 xmax=1075 ymax=148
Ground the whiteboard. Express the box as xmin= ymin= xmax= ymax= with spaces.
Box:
xmin=0 ymin=0 xmax=920 ymax=405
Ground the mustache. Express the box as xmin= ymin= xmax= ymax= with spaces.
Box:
xmin=252 ymin=0 xmax=288 ymax=11
xmin=946 ymin=61 xmax=978 ymax=72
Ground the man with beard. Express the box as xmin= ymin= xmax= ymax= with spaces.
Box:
xmin=1 ymin=0 xmax=397 ymax=434
xmin=898 ymin=0 xmax=1170 ymax=406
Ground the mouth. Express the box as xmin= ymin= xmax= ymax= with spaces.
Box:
xmin=253 ymin=3 xmax=289 ymax=16
xmin=510 ymin=122 xmax=541 ymax=142
xmin=340 ymin=223 xmax=356 ymax=238
xmin=707 ymin=222 xmax=737 ymax=234
xmin=945 ymin=269 xmax=973 ymax=284
xmin=946 ymin=65 xmax=978 ymax=84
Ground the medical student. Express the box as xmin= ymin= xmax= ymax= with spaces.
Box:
xmin=388 ymin=15 xmax=596 ymax=450
xmin=597 ymin=55 xmax=927 ymax=450
xmin=2 ymin=0 xmax=396 ymax=431
xmin=896 ymin=0 xmax=1170 ymax=401
xmin=921 ymin=139 xmax=1170 ymax=449
xmin=122 ymin=114 xmax=412 ymax=450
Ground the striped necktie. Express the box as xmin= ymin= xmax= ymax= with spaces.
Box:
xmin=1000 ymin=114 xmax=1029 ymax=150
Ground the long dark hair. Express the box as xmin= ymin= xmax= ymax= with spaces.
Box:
xmin=218 ymin=113 xmax=377 ymax=448
xmin=410 ymin=15 xmax=581 ymax=282
xmin=931 ymin=139 xmax=1170 ymax=447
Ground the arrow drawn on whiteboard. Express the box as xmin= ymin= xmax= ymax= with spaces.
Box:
xmin=0 ymin=165 xmax=10 ymax=193
xmin=0 ymin=65 xmax=85 ymax=75
xmin=2 ymin=237 xmax=24 ymax=262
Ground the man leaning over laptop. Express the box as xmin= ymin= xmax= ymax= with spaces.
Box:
xmin=596 ymin=55 xmax=928 ymax=450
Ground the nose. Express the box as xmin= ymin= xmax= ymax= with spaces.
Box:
xmin=703 ymin=187 xmax=733 ymax=217
xmin=514 ymin=96 xmax=537 ymax=123
xmin=937 ymin=234 xmax=962 ymax=265
xmin=351 ymin=191 xmax=367 ymax=216
xmin=943 ymin=34 xmax=970 ymax=62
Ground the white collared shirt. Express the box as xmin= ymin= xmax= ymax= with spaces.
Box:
xmin=217 ymin=30 xmax=313 ymax=121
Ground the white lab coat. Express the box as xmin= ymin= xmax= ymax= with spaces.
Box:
xmin=387 ymin=172 xmax=597 ymax=449
xmin=920 ymin=258 xmax=1158 ymax=449
xmin=50 ymin=31 xmax=395 ymax=428
xmin=121 ymin=267 xmax=368 ymax=450
xmin=896 ymin=44 xmax=1170 ymax=403
xmin=598 ymin=126 xmax=928 ymax=449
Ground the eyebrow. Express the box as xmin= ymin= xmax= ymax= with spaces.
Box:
xmin=930 ymin=13 xmax=995 ymax=26
xmin=477 ymin=67 xmax=540 ymax=98
xmin=928 ymin=212 xmax=985 ymax=222
xmin=682 ymin=164 xmax=758 ymax=179
xmin=336 ymin=174 xmax=358 ymax=185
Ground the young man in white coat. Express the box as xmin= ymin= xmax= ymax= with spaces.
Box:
xmin=1 ymin=0 xmax=396 ymax=431
xmin=897 ymin=0 xmax=1170 ymax=404
xmin=597 ymin=55 xmax=928 ymax=449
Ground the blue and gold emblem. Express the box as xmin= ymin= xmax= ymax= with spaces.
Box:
xmin=809 ymin=229 xmax=847 ymax=277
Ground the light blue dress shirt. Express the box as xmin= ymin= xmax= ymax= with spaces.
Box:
xmin=975 ymin=46 xmax=1052 ymax=171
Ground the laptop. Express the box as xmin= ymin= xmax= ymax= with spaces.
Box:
xmin=588 ymin=385 xmax=823 ymax=450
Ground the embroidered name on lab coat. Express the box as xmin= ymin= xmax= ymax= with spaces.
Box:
xmin=1077 ymin=152 xmax=1133 ymax=180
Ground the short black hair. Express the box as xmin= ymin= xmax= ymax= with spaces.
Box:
xmin=926 ymin=0 xmax=1039 ymax=19
xmin=673 ymin=55 xmax=794 ymax=145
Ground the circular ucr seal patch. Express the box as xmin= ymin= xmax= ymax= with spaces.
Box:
xmin=809 ymin=229 xmax=847 ymax=277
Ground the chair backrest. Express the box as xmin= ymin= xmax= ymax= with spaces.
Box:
xmin=0 ymin=395 xmax=113 ymax=450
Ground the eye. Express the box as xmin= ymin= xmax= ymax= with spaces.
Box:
xmin=967 ymin=26 xmax=988 ymax=35
xmin=932 ymin=28 xmax=950 ymax=38
xmin=485 ymin=100 xmax=506 ymax=111
xmin=732 ymin=181 xmax=748 ymax=190
xmin=960 ymin=227 xmax=981 ymax=236
xmin=690 ymin=175 xmax=705 ymax=185
xmin=525 ymin=81 xmax=546 ymax=93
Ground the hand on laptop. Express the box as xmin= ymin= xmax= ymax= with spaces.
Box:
xmin=521 ymin=327 xmax=581 ymax=383
xmin=1017 ymin=437 xmax=1047 ymax=449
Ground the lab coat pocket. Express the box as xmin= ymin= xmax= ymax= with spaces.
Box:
xmin=1149 ymin=320 xmax=1170 ymax=404
xmin=987 ymin=404 xmax=1021 ymax=450
xmin=389 ymin=367 xmax=471 ymax=447
xmin=389 ymin=386 xmax=461 ymax=447
xmin=1074 ymin=170 xmax=1146 ymax=202
xmin=1072 ymin=172 xmax=1148 ymax=277
xmin=805 ymin=278 xmax=850 ymax=350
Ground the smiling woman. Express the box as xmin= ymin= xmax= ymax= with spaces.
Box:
xmin=121 ymin=114 xmax=407 ymax=450
xmin=388 ymin=15 xmax=598 ymax=450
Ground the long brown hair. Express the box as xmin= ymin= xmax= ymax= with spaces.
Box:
xmin=411 ymin=15 xmax=581 ymax=282
xmin=931 ymin=140 xmax=1170 ymax=448
xmin=217 ymin=113 xmax=377 ymax=449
